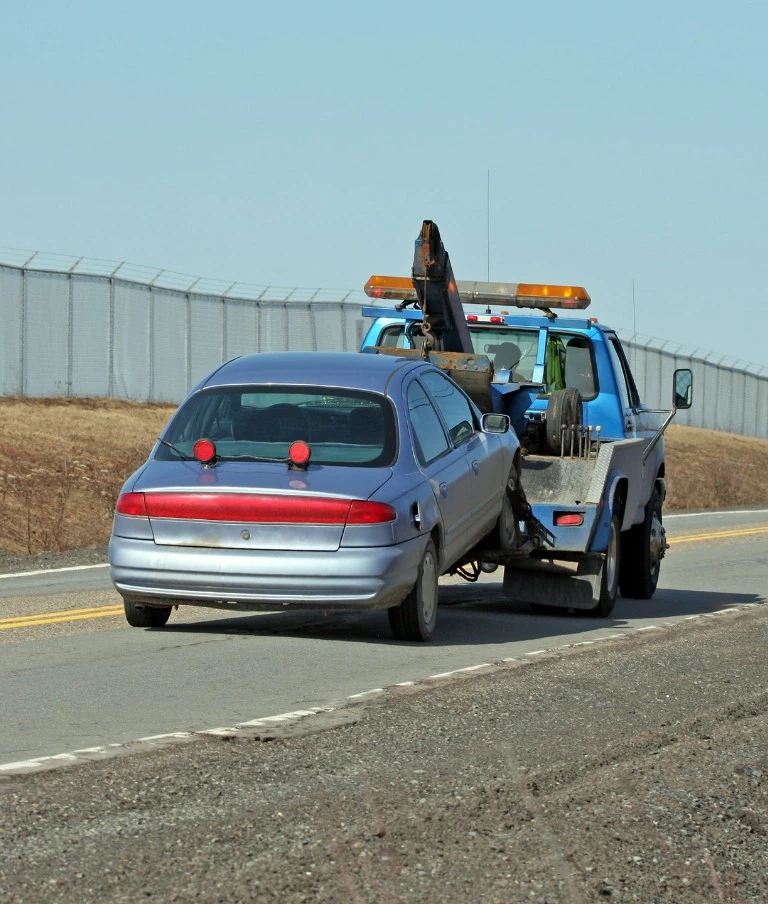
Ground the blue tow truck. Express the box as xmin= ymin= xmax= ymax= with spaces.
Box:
xmin=361 ymin=221 xmax=692 ymax=617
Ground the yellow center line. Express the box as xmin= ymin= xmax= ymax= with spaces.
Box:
xmin=669 ymin=526 xmax=768 ymax=545
xmin=0 ymin=604 xmax=122 ymax=626
xmin=2 ymin=526 xmax=766 ymax=632
xmin=0 ymin=606 xmax=123 ymax=631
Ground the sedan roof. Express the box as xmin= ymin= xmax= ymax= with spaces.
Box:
xmin=203 ymin=351 xmax=418 ymax=392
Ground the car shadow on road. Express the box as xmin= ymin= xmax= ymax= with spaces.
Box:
xmin=152 ymin=582 xmax=764 ymax=647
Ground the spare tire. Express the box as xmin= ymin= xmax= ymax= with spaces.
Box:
xmin=546 ymin=387 xmax=583 ymax=455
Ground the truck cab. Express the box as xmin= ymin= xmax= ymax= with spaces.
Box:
xmin=361 ymin=263 xmax=690 ymax=617
xmin=362 ymin=305 xmax=665 ymax=476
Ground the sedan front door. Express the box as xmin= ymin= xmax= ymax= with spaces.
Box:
xmin=406 ymin=379 xmax=474 ymax=568
xmin=419 ymin=369 xmax=506 ymax=540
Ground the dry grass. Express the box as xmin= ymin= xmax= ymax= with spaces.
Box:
xmin=665 ymin=424 xmax=768 ymax=511
xmin=1 ymin=398 xmax=767 ymax=556
xmin=0 ymin=397 xmax=175 ymax=554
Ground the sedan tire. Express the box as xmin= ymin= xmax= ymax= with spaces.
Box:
xmin=123 ymin=598 xmax=172 ymax=628
xmin=388 ymin=539 xmax=439 ymax=642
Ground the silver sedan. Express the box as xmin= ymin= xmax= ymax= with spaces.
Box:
xmin=109 ymin=351 xmax=519 ymax=641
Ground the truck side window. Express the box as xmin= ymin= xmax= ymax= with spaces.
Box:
xmin=378 ymin=326 xmax=408 ymax=349
xmin=420 ymin=371 xmax=477 ymax=446
xmin=607 ymin=336 xmax=640 ymax=410
xmin=407 ymin=380 xmax=450 ymax=465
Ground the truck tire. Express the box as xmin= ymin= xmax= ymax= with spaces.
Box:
xmin=388 ymin=539 xmax=439 ymax=642
xmin=588 ymin=513 xmax=621 ymax=618
xmin=619 ymin=487 xmax=664 ymax=599
xmin=546 ymin=388 xmax=583 ymax=455
xmin=124 ymin=598 xmax=172 ymax=628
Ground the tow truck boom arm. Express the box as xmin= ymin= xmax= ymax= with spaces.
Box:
xmin=411 ymin=220 xmax=474 ymax=354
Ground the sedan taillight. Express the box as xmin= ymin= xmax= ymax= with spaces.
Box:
xmin=116 ymin=493 xmax=396 ymax=525
xmin=116 ymin=492 xmax=149 ymax=517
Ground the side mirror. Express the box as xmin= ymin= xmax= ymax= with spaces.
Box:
xmin=673 ymin=368 xmax=692 ymax=409
xmin=482 ymin=412 xmax=511 ymax=434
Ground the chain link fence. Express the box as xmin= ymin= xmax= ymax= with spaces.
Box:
xmin=1 ymin=250 xmax=767 ymax=438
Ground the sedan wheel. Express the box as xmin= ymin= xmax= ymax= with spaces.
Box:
xmin=388 ymin=539 xmax=439 ymax=642
xmin=123 ymin=598 xmax=172 ymax=628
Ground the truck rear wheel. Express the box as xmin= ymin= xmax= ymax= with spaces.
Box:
xmin=545 ymin=388 xmax=583 ymax=455
xmin=619 ymin=488 xmax=664 ymax=599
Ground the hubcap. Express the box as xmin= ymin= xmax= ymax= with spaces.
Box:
xmin=649 ymin=514 xmax=666 ymax=577
xmin=421 ymin=551 xmax=437 ymax=625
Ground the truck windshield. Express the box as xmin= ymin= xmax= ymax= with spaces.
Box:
xmin=156 ymin=386 xmax=397 ymax=467
xmin=376 ymin=324 xmax=596 ymax=397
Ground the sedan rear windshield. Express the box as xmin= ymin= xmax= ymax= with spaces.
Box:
xmin=157 ymin=386 xmax=397 ymax=467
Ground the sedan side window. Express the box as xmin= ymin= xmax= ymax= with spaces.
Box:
xmin=420 ymin=371 xmax=476 ymax=446
xmin=407 ymin=380 xmax=450 ymax=465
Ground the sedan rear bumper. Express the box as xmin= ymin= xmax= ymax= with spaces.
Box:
xmin=109 ymin=535 xmax=428 ymax=611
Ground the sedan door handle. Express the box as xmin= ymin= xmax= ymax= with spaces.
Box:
xmin=471 ymin=460 xmax=480 ymax=475
xmin=439 ymin=482 xmax=448 ymax=498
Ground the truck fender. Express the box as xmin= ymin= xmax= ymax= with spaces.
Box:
xmin=589 ymin=472 xmax=628 ymax=554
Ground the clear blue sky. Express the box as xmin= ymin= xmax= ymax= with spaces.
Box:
xmin=2 ymin=0 xmax=767 ymax=367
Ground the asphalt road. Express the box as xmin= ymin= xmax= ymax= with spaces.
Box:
xmin=2 ymin=578 xmax=767 ymax=903
xmin=1 ymin=509 xmax=766 ymax=768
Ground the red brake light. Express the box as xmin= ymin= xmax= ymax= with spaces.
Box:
xmin=116 ymin=492 xmax=148 ymax=517
xmin=288 ymin=440 xmax=311 ymax=467
xmin=466 ymin=314 xmax=478 ymax=322
xmin=554 ymin=512 xmax=584 ymax=527
xmin=347 ymin=501 xmax=397 ymax=524
xmin=193 ymin=438 xmax=217 ymax=463
xmin=490 ymin=315 xmax=503 ymax=323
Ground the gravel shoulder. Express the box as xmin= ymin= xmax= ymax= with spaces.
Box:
xmin=0 ymin=546 xmax=109 ymax=575
xmin=2 ymin=606 xmax=767 ymax=903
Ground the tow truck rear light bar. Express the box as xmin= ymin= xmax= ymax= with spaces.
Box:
xmin=364 ymin=276 xmax=591 ymax=311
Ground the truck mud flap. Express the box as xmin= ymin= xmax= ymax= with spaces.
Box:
xmin=502 ymin=557 xmax=602 ymax=610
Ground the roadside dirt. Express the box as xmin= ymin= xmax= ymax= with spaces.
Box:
xmin=1 ymin=396 xmax=767 ymax=556
xmin=2 ymin=606 xmax=766 ymax=903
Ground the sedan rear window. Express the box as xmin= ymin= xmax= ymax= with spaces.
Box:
xmin=158 ymin=386 xmax=397 ymax=467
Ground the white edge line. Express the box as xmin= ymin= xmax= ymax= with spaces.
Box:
xmin=666 ymin=509 xmax=768 ymax=519
xmin=2 ymin=602 xmax=761 ymax=776
xmin=0 ymin=563 xmax=110 ymax=580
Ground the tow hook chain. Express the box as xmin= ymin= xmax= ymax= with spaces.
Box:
xmin=507 ymin=478 xmax=555 ymax=549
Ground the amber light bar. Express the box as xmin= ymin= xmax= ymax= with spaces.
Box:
xmin=364 ymin=276 xmax=590 ymax=311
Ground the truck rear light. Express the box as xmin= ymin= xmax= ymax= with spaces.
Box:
xmin=554 ymin=512 xmax=584 ymax=526
xmin=116 ymin=492 xmax=149 ymax=517
xmin=122 ymin=493 xmax=395 ymax=526
xmin=466 ymin=314 xmax=478 ymax=322
xmin=490 ymin=315 xmax=503 ymax=323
